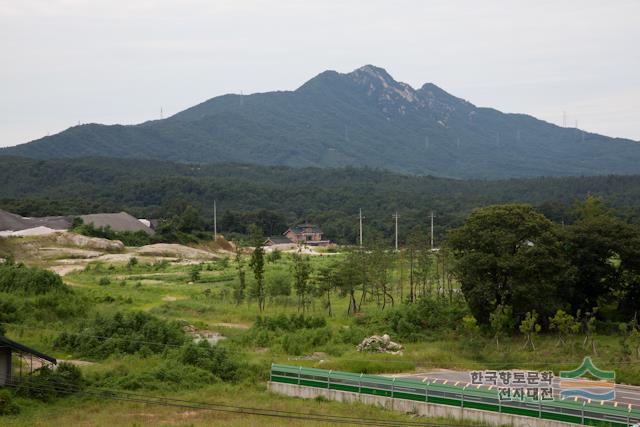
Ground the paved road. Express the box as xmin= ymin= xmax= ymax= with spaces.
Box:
xmin=390 ymin=369 xmax=640 ymax=408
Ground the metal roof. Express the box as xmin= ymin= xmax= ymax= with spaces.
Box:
xmin=80 ymin=212 xmax=154 ymax=235
xmin=0 ymin=335 xmax=57 ymax=364
xmin=0 ymin=209 xmax=71 ymax=232
xmin=266 ymin=236 xmax=294 ymax=245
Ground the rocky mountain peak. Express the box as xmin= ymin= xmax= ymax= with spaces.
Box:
xmin=349 ymin=65 xmax=419 ymax=105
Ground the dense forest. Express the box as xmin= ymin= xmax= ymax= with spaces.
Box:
xmin=2 ymin=156 xmax=640 ymax=243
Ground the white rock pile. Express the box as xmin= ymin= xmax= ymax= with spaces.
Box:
xmin=356 ymin=334 xmax=403 ymax=354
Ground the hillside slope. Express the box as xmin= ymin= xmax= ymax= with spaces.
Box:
xmin=3 ymin=65 xmax=639 ymax=178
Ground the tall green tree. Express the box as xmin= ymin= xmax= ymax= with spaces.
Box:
xmin=564 ymin=197 xmax=640 ymax=317
xmin=233 ymin=243 xmax=246 ymax=306
xmin=248 ymin=225 xmax=266 ymax=312
xmin=335 ymin=250 xmax=362 ymax=315
xmin=449 ymin=204 xmax=572 ymax=325
xmin=368 ymin=244 xmax=395 ymax=309
xmin=291 ymin=251 xmax=312 ymax=313
xmin=312 ymin=264 xmax=336 ymax=316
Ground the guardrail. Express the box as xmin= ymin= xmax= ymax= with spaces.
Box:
xmin=270 ymin=364 xmax=640 ymax=427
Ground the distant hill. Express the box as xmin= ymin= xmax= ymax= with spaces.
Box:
xmin=3 ymin=65 xmax=640 ymax=178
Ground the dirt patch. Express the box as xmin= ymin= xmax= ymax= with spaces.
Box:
xmin=39 ymin=247 xmax=103 ymax=259
xmin=162 ymin=295 xmax=178 ymax=302
xmin=135 ymin=243 xmax=219 ymax=260
xmin=60 ymin=359 xmax=97 ymax=367
xmin=49 ymin=264 xmax=86 ymax=276
xmin=212 ymin=322 xmax=250 ymax=329
xmin=56 ymin=232 xmax=124 ymax=251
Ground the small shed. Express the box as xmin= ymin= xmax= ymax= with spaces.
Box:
xmin=0 ymin=335 xmax=57 ymax=387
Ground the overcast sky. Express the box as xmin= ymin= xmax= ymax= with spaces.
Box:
xmin=1 ymin=0 xmax=639 ymax=147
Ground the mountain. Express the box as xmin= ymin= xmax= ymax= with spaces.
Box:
xmin=3 ymin=65 xmax=640 ymax=179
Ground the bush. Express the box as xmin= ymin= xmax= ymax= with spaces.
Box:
xmin=253 ymin=314 xmax=326 ymax=332
xmin=267 ymin=272 xmax=291 ymax=297
xmin=90 ymin=357 xmax=215 ymax=391
xmin=357 ymin=296 xmax=470 ymax=341
xmin=0 ymin=389 xmax=20 ymax=415
xmin=180 ymin=341 xmax=238 ymax=381
xmin=98 ymin=277 xmax=111 ymax=286
xmin=267 ymin=250 xmax=282 ymax=263
xmin=0 ymin=263 xmax=68 ymax=294
xmin=281 ymin=327 xmax=332 ymax=355
xmin=0 ymin=300 xmax=19 ymax=334
xmin=54 ymin=311 xmax=186 ymax=359
xmin=73 ymin=222 xmax=152 ymax=247
xmin=15 ymin=363 xmax=84 ymax=402
xmin=245 ymin=314 xmax=332 ymax=355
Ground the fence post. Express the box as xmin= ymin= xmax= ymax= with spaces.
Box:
xmin=462 ymin=384 xmax=468 ymax=409
xmin=269 ymin=363 xmax=273 ymax=383
xmin=391 ymin=377 xmax=396 ymax=399
xmin=581 ymin=401 xmax=586 ymax=425
xmin=298 ymin=366 xmax=301 ymax=386
xmin=423 ymin=378 xmax=430 ymax=403
xmin=538 ymin=397 xmax=542 ymax=418
xmin=627 ymin=404 xmax=632 ymax=427
xmin=359 ymin=373 xmax=363 ymax=395
xmin=327 ymin=370 xmax=332 ymax=390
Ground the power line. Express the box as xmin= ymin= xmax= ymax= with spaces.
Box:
xmin=359 ymin=208 xmax=365 ymax=247
xmin=392 ymin=212 xmax=400 ymax=251
xmin=1 ymin=378 xmax=467 ymax=427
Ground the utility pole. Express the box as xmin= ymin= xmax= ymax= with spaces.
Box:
xmin=430 ymin=211 xmax=435 ymax=250
xmin=160 ymin=107 xmax=164 ymax=120
xmin=359 ymin=208 xmax=365 ymax=247
xmin=213 ymin=200 xmax=217 ymax=241
xmin=392 ymin=212 xmax=400 ymax=251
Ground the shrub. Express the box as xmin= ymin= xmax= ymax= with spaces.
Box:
xmin=0 ymin=300 xmax=19 ymax=334
xmin=15 ymin=363 xmax=84 ymax=402
xmin=98 ymin=277 xmax=111 ymax=286
xmin=54 ymin=311 xmax=186 ymax=359
xmin=253 ymin=314 xmax=326 ymax=332
xmin=0 ymin=263 xmax=68 ymax=294
xmin=359 ymin=296 xmax=470 ymax=342
xmin=180 ymin=341 xmax=238 ymax=381
xmin=281 ymin=327 xmax=332 ymax=355
xmin=73 ymin=222 xmax=152 ymax=246
xmin=91 ymin=358 xmax=214 ymax=391
xmin=267 ymin=272 xmax=291 ymax=297
xmin=0 ymin=389 xmax=20 ymax=415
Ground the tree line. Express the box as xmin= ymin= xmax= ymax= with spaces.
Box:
xmin=3 ymin=156 xmax=640 ymax=244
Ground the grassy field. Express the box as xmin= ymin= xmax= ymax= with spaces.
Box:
xmin=2 ymin=246 xmax=639 ymax=426
xmin=2 ymin=382 xmax=483 ymax=427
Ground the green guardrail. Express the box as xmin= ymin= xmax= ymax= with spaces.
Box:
xmin=270 ymin=364 xmax=640 ymax=427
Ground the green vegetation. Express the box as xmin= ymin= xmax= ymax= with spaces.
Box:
xmin=2 ymin=196 xmax=640 ymax=426
xmin=3 ymin=157 xmax=640 ymax=245
xmin=53 ymin=311 xmax=186 ymax=359
xmin=71 ymin=220 xmax=153 ymax=246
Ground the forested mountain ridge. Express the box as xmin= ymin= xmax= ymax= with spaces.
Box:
xmin=2 ymin=156 xmax=640 ymax=243
xmin=3 ymin=65 xmax=639 ymax=179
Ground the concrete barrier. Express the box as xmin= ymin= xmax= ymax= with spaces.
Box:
xmin=268 ymin=381 xmax=579 ymax=427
